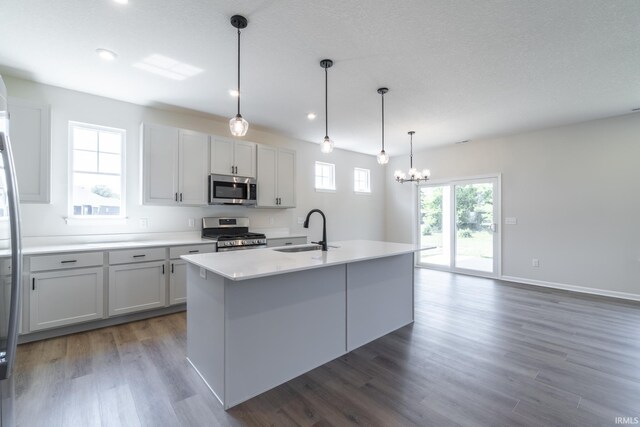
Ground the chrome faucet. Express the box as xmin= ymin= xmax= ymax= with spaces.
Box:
xmin=303 ymin=209 xmax=328 ymax=251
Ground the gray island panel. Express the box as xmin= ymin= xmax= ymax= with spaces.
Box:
xmin=224 ymin=265 xmax=346 ymax=408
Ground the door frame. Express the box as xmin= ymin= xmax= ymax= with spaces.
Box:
xmin=415 ymin=173 xmax=502 ymax=279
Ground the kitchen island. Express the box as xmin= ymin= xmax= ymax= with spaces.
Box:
xmin=182 ymin=240 xmax=423 ymax=409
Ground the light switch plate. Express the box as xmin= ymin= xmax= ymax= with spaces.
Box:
xmin=139 ymin=218 xmax=148 ymax=229
xmin=188 ymin=218 xmax=195 ymax=228
xmin=505 ymin=217 xmax=517 ymax=225
xmin=199 ymin=267 xmax=206 ymax=279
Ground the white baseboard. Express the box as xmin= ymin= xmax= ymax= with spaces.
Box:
xmin=500 ymin=275 xmax=640 ymax=302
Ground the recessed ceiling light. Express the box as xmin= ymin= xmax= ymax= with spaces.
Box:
xmin=96 ymin=48 xmax=117 ymax=61
xmin=307 ymin=113 xmax=316 ymax=120
xmin=229 ymin=89 xmax=239 ymax=97
xmin=113 ymin=0 xmax=128 ymax=4
xmin=132 ymin=54 xmax=203 ymax=81
xmin=632 ymin=107 xmax=640 ymax=112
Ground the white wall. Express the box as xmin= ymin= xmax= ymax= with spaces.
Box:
xmin=4 ymin=75 xmax=385 ymax=243
xmin=385 ymin=113 xmax=640 ymax=298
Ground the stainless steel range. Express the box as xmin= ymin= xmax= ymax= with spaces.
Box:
xmin=202 ymin=217 xmax=267 ymax=252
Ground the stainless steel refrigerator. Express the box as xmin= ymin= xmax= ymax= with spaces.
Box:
xmin=0 ymin=75 xmax=22 ymax=427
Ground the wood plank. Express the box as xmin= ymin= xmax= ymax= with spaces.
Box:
xmin=13 ymin=268 xmax=640 ymax=426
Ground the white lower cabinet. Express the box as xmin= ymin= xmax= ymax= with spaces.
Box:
xmin=168 ymin=244 xmax=215 ymax=306
xmin=30 ymin=267 xmax=104 ymax=331
xmin=108 ymin=261 xmax=167 ymax=316
xmin=169 ymin=260 xmax=187 ymax=305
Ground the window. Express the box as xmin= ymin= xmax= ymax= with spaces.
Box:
xmin=69 ymin=122 xmax=125 ymax=217
xmin=354 ymin=168 xmax=371 ymax=193
xmin=315 ymin=161 xmax=335 ymax=191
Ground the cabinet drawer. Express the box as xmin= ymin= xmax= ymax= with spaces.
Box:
xmin=266 ymin=237 xmax=307 ymax=248
xmin=109 ymin=247 xmax=166 ymax=265
xmin=169 ymin=244 xmax=216 ymax=259
xmin=30 ymin=251 xmax=103 ymax=272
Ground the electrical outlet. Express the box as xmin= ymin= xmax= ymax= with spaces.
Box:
xmin=199 ymin=267 xmax=206 ymax=279
xmin=505 ymin=217 xmax=517 ymax=225
xmin=532 ymin=258 xmax=540 ymax=268
xmin=297 ymin=217 xmax=305 ymax=225
xmin=139 ymin=218 xmax=148 ymax=229
xmin=269 ymin=217 xmax=274 ymax=225
xmin=188 ymin=218 xmax=195 ymax=228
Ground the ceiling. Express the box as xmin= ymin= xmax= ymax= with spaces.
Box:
xmin=1 ymin=0 xmax=639 ymax=156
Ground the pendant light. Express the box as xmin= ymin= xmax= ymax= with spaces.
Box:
xmin=320 ymin=59 xmax=334 ymax=153
xmin=229 ymin=15 xmax=249 ymax=137
xmin=376 ymin=87 xmax=390 ymax=164
xmin=394 ymin=131 xmax=430 ymax=183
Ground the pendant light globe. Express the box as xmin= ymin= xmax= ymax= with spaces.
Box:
xmin=229 ymin=114 xmax=248 ymax=136
xmin=377 ymin=150 xmax=389 ymax=164
xmin=321 ymin=136 xmax=334 ymax=154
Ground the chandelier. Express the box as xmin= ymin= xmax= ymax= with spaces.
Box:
xmin=394 ymin=131 xmax=430 ymax=184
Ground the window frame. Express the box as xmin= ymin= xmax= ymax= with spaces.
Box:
xmin=353 ymin=167 xmax=371 ymax=194
xmin=68 ymin=121 xmax=126 ymax=220
xmin=314 ymin=161 xmax=336 ymax=192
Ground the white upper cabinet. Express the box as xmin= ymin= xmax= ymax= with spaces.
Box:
xmin=276 ymin=148 xmax=296 ymax=207
xmin=141 ymin=123 xmax=209 ymax=206
xmin=210 ymin=137 xmax=256 ymax=178
xmin=8 ymin=98 xmax=51 ymax=203
xmin=179 ymin=130 xmax=209 ymax=205
xmin=257 ymin=146 xmax=277 ymax=207
xmin=142 ymin=123 xmax=179 ymax=205
xmin=256 ymin=146 xmax=296 ymax=208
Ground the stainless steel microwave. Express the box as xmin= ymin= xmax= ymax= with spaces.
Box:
xmin=208 ymin=174 xmax=257 ymax=206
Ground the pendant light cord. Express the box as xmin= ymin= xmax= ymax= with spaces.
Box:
xmin=237 ymin=28 xmax=241 ymax=116
xmin=410 ymin=133 xmax=414 ymax=169
xmin=324 ymin=66 xmax=328 ymax=138
xmin=381 ymin=92 xmax=385 ymax=151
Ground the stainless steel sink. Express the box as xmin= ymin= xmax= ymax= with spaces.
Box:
xmin=273 ymin=244 xmax=322 ymax=253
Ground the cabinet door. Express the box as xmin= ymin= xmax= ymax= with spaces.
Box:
xmin=277 ymin=148 xmax=296 ymax=207
xmin=256 ymin=145 xmax=277 ymax=207
xmin=108 ymin=261 xmax=166 ymax=316
xmin=210 ymin=137 xmax=235 ymax=175
xmin=179 ymin=130 xmax=209 ymax=205
xmin=30 ymin=268 xmax=104 ymax=331
xmin=169 ymin=260 xmax=187 ymax=305
xmin=142 ymin=123 xmax=179 ymax=205
xmin=234 ymin=140 xmax=256 ymax=178
xmin=7 ymin=99 xmax=51 ymax=203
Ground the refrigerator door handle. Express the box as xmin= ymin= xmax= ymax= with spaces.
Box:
xmin=0 ymin=131 xmax=22 ymax=381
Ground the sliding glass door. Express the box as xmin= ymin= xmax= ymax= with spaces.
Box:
xmin=418 ymin=177 xmax=499 ymax=277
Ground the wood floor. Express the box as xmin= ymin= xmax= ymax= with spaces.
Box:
xmin=15 ymin=269 xmax=640 ymax=426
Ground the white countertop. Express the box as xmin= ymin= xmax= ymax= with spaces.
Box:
xmin=22 ymin=237 xmax=215 ymax=255
xmin=181 ymin=240 xmax=423 ymax=281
